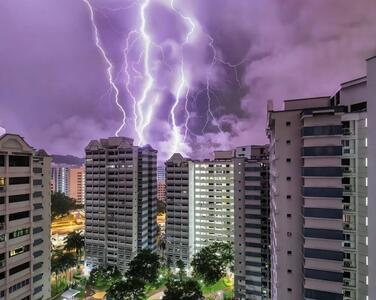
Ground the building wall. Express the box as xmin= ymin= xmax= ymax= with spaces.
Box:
xmin=68 ymin=165 xmax=85 ymax=205
xmin=366 ymin=56 xmax=376 ymax=300
xmin=268 ymin=109 xmax=305 ymax=300
xmin=302 ymin=107 xmax=344 ymax=300
xmin=341 ymin=112 xmax=368 ymax=300
xmin=51 ymin=165 xmax=69 ymax=195
xmin=165 ymin=154 xmax=190 ymax=265
xmin=0 ymin=134 xmax=51 ymax=300
xmin=85 ymin=137 xmax=157 ymax=272
xmin=189 ymin=160 xmax=234 ymax=256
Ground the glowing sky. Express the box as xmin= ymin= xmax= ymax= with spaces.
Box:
xmin=1 ymin=0 xmax=376 ymax=160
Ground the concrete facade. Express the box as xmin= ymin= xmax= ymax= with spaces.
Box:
xmin=165 ymin=154 xmax=190 ymax=265
xmin=68 ymin=165 xmax=85 ymax=205
xmin=267 ymin=57 xmax=374 ymax=300
xmin=84 ymin=137 xmax=157 ymax=272
xmin=234 ymin=145 xmax=271 ymax=300
xmin=0 ymin=134 xmax=51 ymax=300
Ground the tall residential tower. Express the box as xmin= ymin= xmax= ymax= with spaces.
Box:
xmin=0 ymin=134 xmax=51 ymax=300
xmin=84 ymin=137 xmax=157 ymax=272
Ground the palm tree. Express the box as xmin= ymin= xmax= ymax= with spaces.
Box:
xmin=60 ymin=252 xmax=76 ymax=282
xmin=64 ymin=231 xmax=84 ymax=265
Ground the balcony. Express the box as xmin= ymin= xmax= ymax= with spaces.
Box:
xmin=344 ymin=260 xmax=356 ymax=269
xmin=344 ymin=223 xmax=356 ymax=231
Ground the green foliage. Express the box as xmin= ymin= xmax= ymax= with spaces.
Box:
xmin=163 ymin=276 xmax=203 ymax=300
xmin=64 ymin=230 xmax=84 ymax=263
xmin=126 ymin=249 xmax=160 ymax=284
xmin=51 ymin=192 xmax=76 ymax=219
xmin=107 ymin=277 xmax=146 ymax=300
xmin=191 ymin=242 xmax=233 ymax=284
xmin=51 ymin=250 xmax=76 ymax=275
xmin=104 ymin=249 xmax=161 ymax=299
xmin=88 ymin=266 xmax=122 ymax=290
xmin=176 ymin=259 xmax=186 ymax=279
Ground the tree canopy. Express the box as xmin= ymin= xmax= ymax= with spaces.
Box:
xmin=51 ymin=192 xmax=76 ymax=219
xmin=191 ymin=242 xmax=233 ymax=284
xmin=64 ymin=231 xmax=84 ymax=263
xmin=126 ymin=248 xmax=160 ymax=284
xmin=163 ymin=276 xmax=203 ymax=300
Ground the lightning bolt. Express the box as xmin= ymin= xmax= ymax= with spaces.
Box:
xmin=123 ymin=30 xmax=139 ymax=135
xmin=83 ymin=0 xmax=127 ymax=137
xmin=169 ymin=0 xmax=196 ymax=154
xmin=135 ymin=0 xmax=155 ymax=145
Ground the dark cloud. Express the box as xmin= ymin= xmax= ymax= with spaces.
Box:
xmin=0 ymin=0 xmax=376 ymax=160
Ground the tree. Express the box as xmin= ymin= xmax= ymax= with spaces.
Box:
xmin=163 ymin=276 xmax=203 ymax=300
xmin=64 ymin=231 xmax=84 ymax=264
xmin=191 ymin=242 xmax=233 ymax=284
xmin=176 ymin=259 xmax=186 ymax=279
xmin=52 ymin=250 xmax=76 ymax=283
xmin=106 ymin=277 xmax=145 ymax=300
xmin=51 ymin=192 xmax=76 ymax=219
xmin=126 ymin=249 xmax=160 ymax=284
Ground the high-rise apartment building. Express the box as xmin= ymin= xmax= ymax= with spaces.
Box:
xmin=0 ymin=134 xmax=51 ymax=300
xmin=267 ymin=56 xmax=376 ymax=300
xmin=189 ymin=152 xmax=235 ymax=256
xmin=68 ymin=165 xmax=85 ymax=205
xmin=51 ymin=164 xmax=69 ymax=195
xmin=84 ymin=137 xmax=157 ymax=272
xmin=234 ymin=145 xmax=271 ymax=300
xmin=165 ymin=151 xmax=235 ymax=265
xmin=165 ymin=154 xmax=190 ymax=265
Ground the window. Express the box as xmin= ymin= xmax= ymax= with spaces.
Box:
xmin=0 ymin=197 xmax=4 ymax=205
xmin=287 ymin=177 xmax=291 ymax=181
xmin=286 ymin=140 xmax=291 ymax=144
xmin=286 ymin=121 xmax=291 ymax=127
xmin=286 ymin=158 xmax=291 ymax=162
xmin=287 ymin=232 xmax=292 ymax=237
xmin=0 ymin=177 xmax=5 ymax=188
xmin=9 ymin=177 xmax=30 ymax=185
xmin=0 ymin=156 xmax=4 ymax=167
xmin=286 ymin=195 xmax=291 ymax=199
xmin=287 ymin=251 xmax=292 ymax=255
xmin=9 ymin=211 xmax=29 ymax=221
xmin=9 ymin=228 xmax=30 ymax=239
xmin=288 ymin=288 xmax=292 ymax=292
xmin=287 ymin=214 xmax=292 ymax=218
xmin=8 ymin=156 xmax=29 ymax=167
xmin=9 ymin=194 xmax=30 ymax=203
xmin=9 ymin=262 xmax=30 ymax=275
xmin=9 ymin=245 xmax=30 ymax=257
xmin=9 ymin=278 xmax=30 ymax=294
xmin=288 ymin=269 xmax=292 ymax=273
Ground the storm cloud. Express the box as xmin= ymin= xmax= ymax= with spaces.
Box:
xmin=0 ymin=0 xmax=375 ymax=160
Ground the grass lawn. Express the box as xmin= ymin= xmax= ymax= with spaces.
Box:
xmin=202 ymin=278 xmax=234 ymax=299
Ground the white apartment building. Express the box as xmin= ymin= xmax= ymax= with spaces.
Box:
xmin=85 ymin=137 xmax=157 ymax=272
xmin=165 ymin=151 xmax=235 ymax=265
xmin=0 ymin=134 xmax=51 ymax=300
xmin=267 ymin=55 xmax=376 ymax=300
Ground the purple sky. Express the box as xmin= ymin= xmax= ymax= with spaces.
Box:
xmin=1 ymin=0 xmax=376 ymax=161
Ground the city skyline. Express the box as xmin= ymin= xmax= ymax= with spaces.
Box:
xmin=1 ymin=0 xmax=376 ymax=161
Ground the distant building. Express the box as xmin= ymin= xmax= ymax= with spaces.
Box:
xmin=68 ymin=165 xmax=85 ymax=205
xmin=0 ymin=133 xmax=51 ymax=299
xmin=51 ymin=164 xmax=70 ymax=195
xmin=84 ymin=137 xmax=157 ymax=272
